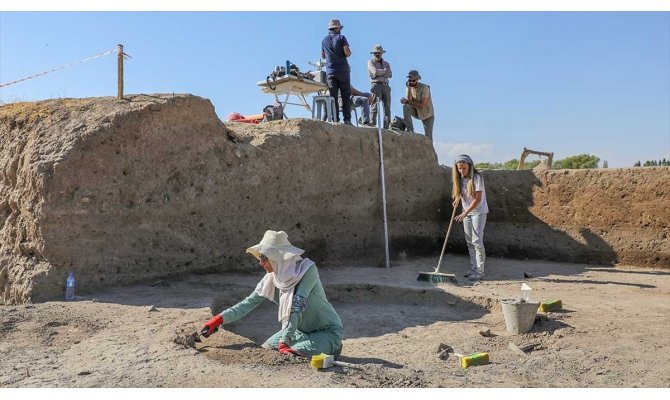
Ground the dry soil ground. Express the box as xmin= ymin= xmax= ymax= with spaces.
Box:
xmin=1 ymin=254 xmax=668 ymax=388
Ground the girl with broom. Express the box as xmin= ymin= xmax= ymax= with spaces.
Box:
xmin=452 ymin=155 xmax=489 ymax=281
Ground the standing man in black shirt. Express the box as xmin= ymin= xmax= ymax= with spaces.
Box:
xmin=321 ymin=19 xmax=353 ymax=125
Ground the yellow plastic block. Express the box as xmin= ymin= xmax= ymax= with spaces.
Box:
xmin=310 ymin=353 xmax=328 ymax=369
xmin=460 ymin=352 xmax=489 ymax=369
xmin=540 ymin=300 xmax=563 ymax=312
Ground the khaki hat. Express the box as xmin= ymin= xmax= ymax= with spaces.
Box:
xmin=328 ymin=19 xmax=343 ymax=29
xmin=370 ymin=44 xmax=386 ymax=54
xmin=246 ymin=230 xmax=305 ymax=262
xmin=407 ymin=70 xmax=421 ymax=80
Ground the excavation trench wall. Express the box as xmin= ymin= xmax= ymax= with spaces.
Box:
xmin=451 ymin=168 xmax=670 ymax=268
xmin=0 ymin=94 xmax=447 ymax=304
xmin=1 ymin=94 xmax=667 ymax=304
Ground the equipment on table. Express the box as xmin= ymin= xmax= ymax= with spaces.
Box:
xmin=266 ymin=60 xmax=313 ymax=90
xmin=257 ymin=60 xmax=327 ymax=116
xmin=308 ymin=59 xmax=327 ymax=84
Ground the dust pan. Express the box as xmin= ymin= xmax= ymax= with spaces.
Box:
xmin=417 ymin=206 xmax=458 ymax=284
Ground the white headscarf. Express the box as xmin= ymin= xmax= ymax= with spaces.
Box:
xmin=254 ymin=254 xmax=315 ymax=328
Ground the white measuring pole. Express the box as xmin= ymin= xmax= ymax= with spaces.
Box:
xmin=376 ymin=102 xmax=390 ymax=269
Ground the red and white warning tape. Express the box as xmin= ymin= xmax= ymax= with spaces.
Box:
xmin=0 ymin=48 xmax=118 ymax=88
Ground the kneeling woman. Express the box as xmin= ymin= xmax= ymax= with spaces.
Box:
xmin=200 ymin=230 xmax=344 ymax=357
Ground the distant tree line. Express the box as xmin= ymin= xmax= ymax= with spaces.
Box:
xmin=633 ymin=159 xmax=669 ymax=167
xmin=475 ymin=154 xmax=600 ymax=170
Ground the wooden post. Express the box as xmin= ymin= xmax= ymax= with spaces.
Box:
xmin=117 ymin=44 xmax=124 ymax=99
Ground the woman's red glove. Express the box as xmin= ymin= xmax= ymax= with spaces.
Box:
xmin=200 ymin=315 xmax=223 ymax=338
xmin=277 ymin=341 xmax=303 ymax=357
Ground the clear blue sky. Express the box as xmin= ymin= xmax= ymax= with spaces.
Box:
xmin=1 ymin=11 xmax=668 ymax=167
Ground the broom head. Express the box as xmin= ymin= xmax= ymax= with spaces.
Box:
xmin=417 ymin=271 xmax=457 ymax=284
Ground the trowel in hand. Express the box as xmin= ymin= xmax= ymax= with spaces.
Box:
xmin=183 ymin=330 xmax=203 ymax=348
xmin=183 ymin=325 xmax=217 ymax=349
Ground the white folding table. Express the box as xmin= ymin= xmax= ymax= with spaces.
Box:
xmin=256 ymin=75 xmax=328 ymax=116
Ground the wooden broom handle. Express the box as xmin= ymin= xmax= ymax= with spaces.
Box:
xmin=434 ymin=204 xmax=458 ymax=273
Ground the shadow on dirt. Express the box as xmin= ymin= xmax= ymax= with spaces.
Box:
xmin=536 ymin=277 xmax=656 ymax=289
xmin=336 ymin=356 xmax=404 ymax=369
xmin=587 ymin=268 xmax=670 ymax=276
xmin=531 ymin=314 xmax=573 ymax=334
xmin=194 ymin=331 xmax=405 ymax=371
xmin=211 ymin=283 xmax=491 ymax=344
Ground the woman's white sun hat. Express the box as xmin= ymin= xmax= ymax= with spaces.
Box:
xmin=246 ymin=230 xmax=305 ymax=262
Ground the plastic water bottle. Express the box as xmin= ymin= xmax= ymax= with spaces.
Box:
xmin=65 ymin=272 xmax=76 ymax=301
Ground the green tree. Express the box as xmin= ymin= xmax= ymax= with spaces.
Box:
xmin=640 ymin=159 xmax=670 ymax=167
xmin=634 ymin=160 xmax=641 ymax=167
xmin=602 ymin=160 xmax=608 ymax=168
xmin=503 ymin=159 xmax=519 ymax=170
xmin=475 ymin=162 xmax=494 ymax=170
xmin=553 ymin=154 xmax=600 ymax=169
xmin=475 ymin=162 xmax=504 ymax=170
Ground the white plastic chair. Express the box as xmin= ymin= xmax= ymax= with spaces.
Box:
xmin=312 ymin=95 xmax=336 ymax=122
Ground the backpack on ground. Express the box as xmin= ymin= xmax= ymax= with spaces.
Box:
xmin=389 ymin=116 xmax=408 ymax=131
xmin=262 ymin=102 xmax=284 ymax=122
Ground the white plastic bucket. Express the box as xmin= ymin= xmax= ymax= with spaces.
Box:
xmin=500 ymin=299 xmax=540 ymax=334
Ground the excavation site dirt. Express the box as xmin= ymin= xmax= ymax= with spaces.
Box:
xmin=1 ymin=255 xmax=669 ymax=388
xmin=0 ymin=95 xmax=668 ymax=388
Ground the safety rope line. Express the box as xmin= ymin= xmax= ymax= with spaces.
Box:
xmin=0 ymin=48 xmax=118 ymax=88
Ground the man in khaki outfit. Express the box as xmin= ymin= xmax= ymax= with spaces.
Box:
xmin=400 ymin=69 xmax=434 ymax=140
xmin=367 ymin=44 xmax=392 ymax=129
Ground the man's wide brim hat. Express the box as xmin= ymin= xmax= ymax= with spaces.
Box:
xmin=371 ymin=44 xmax=385 ymax=54
xmin=328 ymin=19 xmax=343 ymax=29
xmin=246 ymin=230 xmax=305 ymax=262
